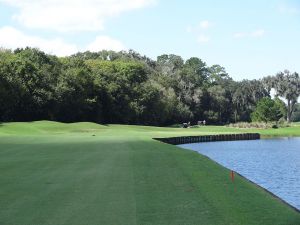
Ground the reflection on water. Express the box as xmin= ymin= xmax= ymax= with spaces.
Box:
xmin=179 ymin=138 xmax=300 ymax=210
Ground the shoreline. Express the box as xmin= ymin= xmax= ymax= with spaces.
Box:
xmin=175 ymin=138 xmax=300 ymax=214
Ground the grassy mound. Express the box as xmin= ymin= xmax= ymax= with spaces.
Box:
xmin=0 ymin=121 xmax=108 ymax=135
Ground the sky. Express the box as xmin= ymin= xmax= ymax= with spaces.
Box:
xmin=0 ymin=0 xmax=299 ymax=80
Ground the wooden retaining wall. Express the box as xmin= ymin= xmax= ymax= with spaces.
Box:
xmin=154 ymin=133 xmax=260 ymax=145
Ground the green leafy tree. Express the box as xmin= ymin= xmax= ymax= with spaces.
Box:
xmin=274 ymin=97 xmax=287 ymax=120
xmin=0 ymin=49 xmax=21 ymax=121
xmin=1 ymin=48 xmax=61 ymax=121
xmin=55 ymin=57 xmax=96 ymax=122
xmin=233 ymin=79 xmax=269 ymax=122
xmin=1 ymin=47 xmax=295 ymax=126
xmin=208 ymin=64 xmax=230 ymax=85
xmin=291 ymin=103 xmax=300 ymax=122
xmin=263 ymin=70 xmax=300 ymax=122
xmin=206 ymin=85 xmax=229 ymax=123
xmin=87 ymin=60 xmax=149 ymax=124
xmin=251 ymin=97 xmax=286 ymax=122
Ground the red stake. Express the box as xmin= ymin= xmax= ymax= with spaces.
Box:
xmin=231 ymin=170 xmax=234 ymax=182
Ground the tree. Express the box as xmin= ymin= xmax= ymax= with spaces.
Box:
xmin=291 ymin=103 xmax=300 ymax=122
xmin=263 ymin=70 xmax=300 ymax=122
xmin=208 ymin=64 xmax=230 ymax=85
xmin=206 ymin=85 xmax=229 ymax=123
xmin=86 ymin=60 xmax=149 ymax=124
xmin=251 ymin=97 xmax=286 ymax=122
xmin=55 ymin=57 xmax=96 ymax=122
xmin=1 ymin=47 xmax=295 ymax=126
xmin=156 ymin=54 xmax=184 ymax=77
xmin=0 ymin=48 xmax=61 ymax=121
xmin=232 ymin=80 xmax=269 ymax=122
xmin=274 ymin=97 xmax=287 ymax=121
xmin=0 ymin=49 xmax=21 ymax=121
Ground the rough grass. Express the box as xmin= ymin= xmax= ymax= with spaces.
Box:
xmin=0 ymin=121 xmax=300 ymax=225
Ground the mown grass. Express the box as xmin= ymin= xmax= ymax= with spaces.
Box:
xmin=0 ymin=121 xmax=300 ymax=225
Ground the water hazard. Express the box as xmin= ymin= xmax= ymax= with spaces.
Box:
xmin=179 ymin=138 xmax=300 ymax=210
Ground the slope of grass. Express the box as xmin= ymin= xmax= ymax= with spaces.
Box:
xmin=0 ymin=121 xmax=108 ymax=135
xmin=0 ymin=121 xmax=300 ymax=225
xmin=249 ymin=125 xmax=300 ymax=137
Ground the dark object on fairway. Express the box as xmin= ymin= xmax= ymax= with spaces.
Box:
xmin=92 ymin=134 xmax=96 ymax=136
xmin=198 ymin=120 xmax=207 ymax=126
xmin=183 ymin=122 xmax=191 ymax=128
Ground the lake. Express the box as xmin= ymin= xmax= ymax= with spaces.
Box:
xmin=179 ymin=138 xmax=300 ymax=210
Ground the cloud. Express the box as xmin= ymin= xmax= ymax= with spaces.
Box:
xmin=0 ymin=26 xmax=126 ymax=56
xmin=87 ymin=36 xmax=126 ymax=52
xmin=186 ymin=25 xmax=193 ymax=33
xmin=199 ymin=20 xmax=211 ymax=29
xmin=187 ymin=20 xmax=212 ymax=33
xmin=278 ymin=3 xmax=300 ymax=14
xmin=251 ymin=29 xmax=265 ymax=38
xmin=0 ymin=26 xmax=78 ymax=56
xmin=233 ymin=32 xmax=247 ymax=39
xmin=234 ymin=29 xmax=266 ymax=39
xmin=0 ymin=0 xmax=156 ymax=32
xmin=187 ymin=20 xmax=212 ymax=44
xmin=197 ymin=34 xmax=210 ymax=43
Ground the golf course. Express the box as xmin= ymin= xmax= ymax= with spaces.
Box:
xmin=1 ymin=121 xmax=300 ymax=225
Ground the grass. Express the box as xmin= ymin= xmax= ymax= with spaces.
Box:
xmin=0 ymin=121 xmax=300 ymax=225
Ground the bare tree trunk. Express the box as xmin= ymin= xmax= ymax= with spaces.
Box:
xmin=234 ymin=109 xmax=237 ymax=123
xmin=287 ymin=99 xmax=293 ymax=123
xmin=287 ymin=113 xmax=291 ymax=123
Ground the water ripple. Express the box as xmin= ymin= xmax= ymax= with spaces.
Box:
xmin=179 ymin=137 xmax=300 ymax=210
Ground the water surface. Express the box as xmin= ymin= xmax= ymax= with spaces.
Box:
xmin=179 ymin=138 xmax=300 ymax=210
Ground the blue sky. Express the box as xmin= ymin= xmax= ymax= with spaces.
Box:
xmin=0 ymin=0 xmax=299 ymax=80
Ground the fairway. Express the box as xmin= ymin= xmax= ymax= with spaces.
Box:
xmin=1 ymin=121 xmax=300 ymax=225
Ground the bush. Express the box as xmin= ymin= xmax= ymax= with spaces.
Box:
xmin=251 ymin=97 xmax=286 ymax=123
xmin=228 ymin=121 xmax=290 ymax=129
xmin=228 ymin=122 xmax=274 ymax=129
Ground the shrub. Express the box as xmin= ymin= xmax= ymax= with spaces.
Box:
xmin=251 ymin=97 xmax=286 ymax=123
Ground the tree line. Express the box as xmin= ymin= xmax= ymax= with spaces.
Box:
xmin=0 ymin=47 xmax=299 ymax=125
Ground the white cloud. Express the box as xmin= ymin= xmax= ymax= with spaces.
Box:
xmin=197 ymin=34 xmax=210 ymax=43
xmin=0 ymin=0 xmax=156 ymax=32
xmin=186 ymin=20 xmax=212 ymax=33
xmin=187 ymin=20 xmax=212 ymax=43
xmin=87 ymin=35 xmax=126 ymax=52
xmin=278 ymin=3 xmax=300 ymax=14
xmin=199 ymin=20 xmax=211 ymax=29
xmin=186 ymin=25 xmax=192 ymax=33
xmin=0 ymin=26 xmax=126 ymax=56
xmin=251 ymin=29 xmax=265 ymax=38
xmin=234 ymin=29 xmax=266 ymax=39
xmin=233 ymin=32 xmax=247 ymax=39
xmin=0 ymin=26 xmax=78 ymax=56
